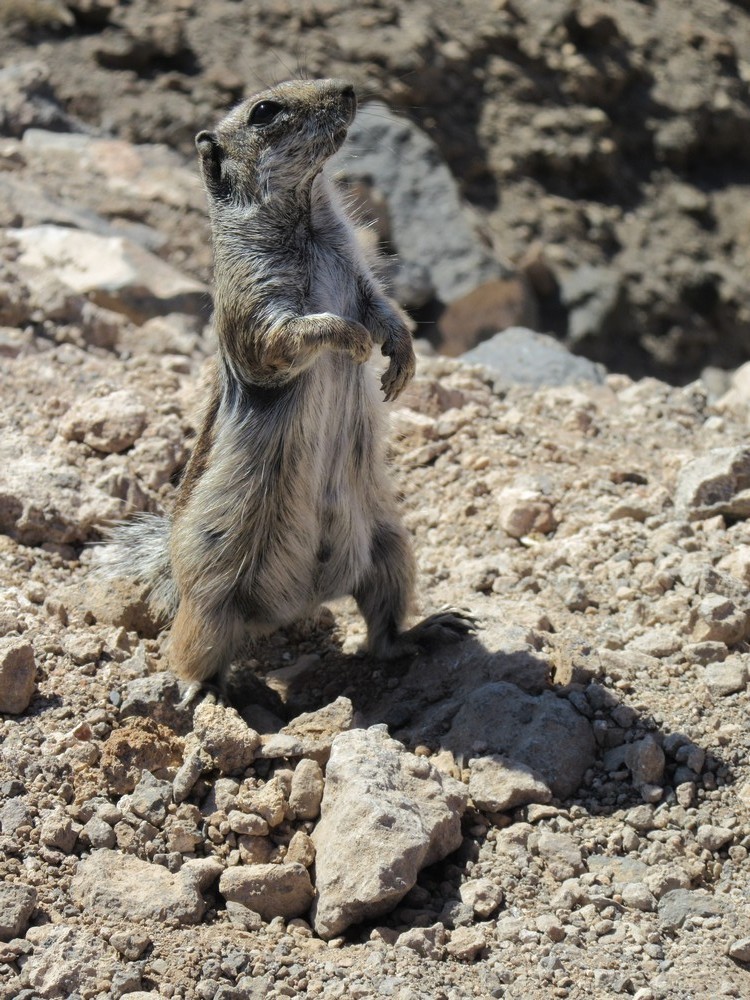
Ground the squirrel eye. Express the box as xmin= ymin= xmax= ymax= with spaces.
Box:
xmin=248 ymin=100 xmax=285 ymax=127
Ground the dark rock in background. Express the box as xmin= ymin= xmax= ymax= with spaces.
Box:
xmin=333 ymin=102 xmax=511 ymax=310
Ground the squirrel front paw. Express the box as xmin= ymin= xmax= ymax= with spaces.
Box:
xmin=380 ymin=334 xmax=416 ymax=402
xmin=342 ymin=321 xmax=374 ymax=364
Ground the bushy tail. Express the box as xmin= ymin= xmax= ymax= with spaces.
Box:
xmin=98 ymin=512 xmax=179 ymax=619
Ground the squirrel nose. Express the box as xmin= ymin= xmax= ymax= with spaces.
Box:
xmin=340 ymin=83 xmax=357 ymax=115
xmin=331 ymin=80 xmax=356 ymax=103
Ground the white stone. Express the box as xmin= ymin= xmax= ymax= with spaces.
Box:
xmin=289 ymin=758 xmax=325 ymax=820
xmin=459 ymin=878 xmax=504 ymax=918
xmin=192 ymin=702 xmax=260 ymax=775
xmin=704 ymin=658 xmax=748 ymax=696
xmin=0 ymin=882 xmax=37 ymax=941
xmin=675 ymin=446 xmax=750 ymax=520
xmin=10 ymin=224 xmax=207 ymax=322
xmin=445 ymin=925 xmax=486 ymax=960
xmin=226 ymin=810 xmax=269 ymax=836
xmin=696 ymin=824 xmax=734 ymax=852
xmin=621 ymin=882 xmax=656 ymax=912
xmin=311 ymin=726 xmax=467 ymax=938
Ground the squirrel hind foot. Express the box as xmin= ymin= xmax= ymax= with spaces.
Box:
xmin=368 ymin=608 xmax=478 ymax=661
xmin=174 ymin=680 xmax=217 ymax=711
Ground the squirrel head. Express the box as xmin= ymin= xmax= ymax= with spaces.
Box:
xmin=196 ymin=78 xmax=357 ymax=206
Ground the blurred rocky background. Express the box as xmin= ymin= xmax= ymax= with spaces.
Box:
xmin=1 ymin=0 xmax=749 ymax=384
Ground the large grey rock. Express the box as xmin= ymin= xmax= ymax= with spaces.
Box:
xmin=0 ymin=638 xmax=36 ymax=714
xmin=704 ymin=657 xmax=749 ymax=696
xmin=271 ymin=696 xmax=356 ymax=762
xmin=0 ymin=882 xmax=37 ymax=941
xmin=20 ymin=128 xmax=203 ymax=217
xmin=0 ymin=797 xmax=34 ymax=835
xmin=119 ymin=671 xmax=194 ymax=729
xmin=333 ymin=103 xmax=508 ymax=308
xmin=444 ymin=682 xmax=595 ymax=799
xmin=536 ymin=832 xmax=585 ymax=881
xmin=219 ymin=863 xmax=314 ymax=922
xmin=71 ymin=849 xmax=221 ymax=925
xmin=0 ymin=172 xmax=118 ymax=239
xmin=10 ymin=225 xmax=208 ymax=323
xmin=461 ymin=327 xmax=605 ymax=388
xmin=675 ymin=446 xmax=750 ymax=520
xmin=128 ymin=771 xmax=173 ymax=827
xmin=625 ymin=735 xmax=666 ymax=788
xmin=696 ymin=824 xmax=734 ymax=852
xmin=311 ymin=725 xmax=468 ymax=938
xmin=728 ymin=938 xmax=750 ymax=962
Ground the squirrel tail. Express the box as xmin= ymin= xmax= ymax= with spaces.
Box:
xmin=99 ymin=513 xmax=179 ymax=619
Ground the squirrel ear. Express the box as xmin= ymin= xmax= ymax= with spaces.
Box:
xmin=195 ymin=130 xmax=218 ymax=154
xmin=195 ymin=131 xmax=224 ymax=189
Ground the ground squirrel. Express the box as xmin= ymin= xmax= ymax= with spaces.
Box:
xmin=109 ymin=78 xmax=474 ymax=702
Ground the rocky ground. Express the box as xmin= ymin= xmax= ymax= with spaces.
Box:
xmin=2 ymin=2 xmax=750 ymax=1000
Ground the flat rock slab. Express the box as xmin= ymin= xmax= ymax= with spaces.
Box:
xmin=272 ymin=696 xmax=356 ymax=762
xmin=468 ymin=754 xmax=553 ymax=812
xmin=444 ymin=681 xmax=596 ymax=799
xmin=0 ymin=445 xmax=116 ymax=546
xmin=311 ymin=725 xmax=468 ymax=939
xmin=71 ymin=849 xmax=220 ymax=925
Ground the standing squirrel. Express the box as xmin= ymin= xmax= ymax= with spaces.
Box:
xmin=110 ymin=79 xmax=474 ymax=702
